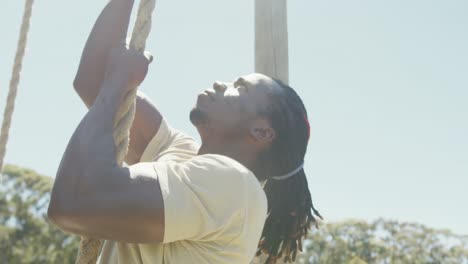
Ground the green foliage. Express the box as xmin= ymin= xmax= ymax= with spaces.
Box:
xmin=348 ymin=257 xmax=367 ymax=264
xmin=0 ymin=164 xmax=79 ymax=264
xmin=298 ymin=219 xmax=468 ymax=264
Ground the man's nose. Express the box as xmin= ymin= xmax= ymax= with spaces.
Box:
xmin=213 ymin=81 xmax=227 ymax=93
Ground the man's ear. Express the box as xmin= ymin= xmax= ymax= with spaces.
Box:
xmin=249 ymin=119 xmax=276 ymax=145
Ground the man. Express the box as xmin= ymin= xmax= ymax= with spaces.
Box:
xmin=48 ymin=0 xmax=321 ymax=263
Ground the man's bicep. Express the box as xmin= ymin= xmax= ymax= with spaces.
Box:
xmin=102 ymin=163 xmax=165 ymax=243
xmin=59 ymin=163 xmax=165 ymax=243
xmin=127 ymin=91 xmax=163 ymax=164
xmin=109 ymin=162 xmax=165 ymax=243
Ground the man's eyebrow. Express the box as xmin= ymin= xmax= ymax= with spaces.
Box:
xmin=234 ymin=77 xmax=248 ymax=87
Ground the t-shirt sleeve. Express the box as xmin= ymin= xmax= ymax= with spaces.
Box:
xmin=140 ymin=119 xmax=199 ymax=163
xmin=153 ymin=154 xmax=253 ymax=243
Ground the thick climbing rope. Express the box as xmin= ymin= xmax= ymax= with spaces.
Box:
xmin=75 ymin=0 xmax=157 ymax=263
xmin=0 ymin=0 xmax=34 ymax=176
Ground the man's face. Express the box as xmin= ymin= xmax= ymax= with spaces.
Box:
xmin=190 ymin=73 xmax=279 ymax=139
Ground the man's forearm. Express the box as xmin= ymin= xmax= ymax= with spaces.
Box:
xmin=74 ymin=0 xmax=135 ymax=107
xmin=49 ymin=72 xmax=131 ymax=219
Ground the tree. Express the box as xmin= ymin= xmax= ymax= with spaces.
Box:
xmin=0 ymin=165 xmax=79 ymax=263
xmin=298 ymin=219 xmax=468 ymax=264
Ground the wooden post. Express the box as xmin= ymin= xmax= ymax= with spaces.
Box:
xmin=255 ymin=0 xmax=289 ymax=84
xmin=253 ymin=1 xmax=290 ymax=263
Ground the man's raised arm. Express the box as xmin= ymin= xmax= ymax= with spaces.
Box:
xmin=74 ymin=0 xmax=162 ymax=164
xmin=49 ymin=46 xmax=164 ymax=243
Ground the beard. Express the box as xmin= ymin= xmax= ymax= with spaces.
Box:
xmin=190 ymin=108 xmax=209 ymax=126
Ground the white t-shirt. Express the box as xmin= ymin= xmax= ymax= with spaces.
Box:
xmin=98 ymin=119 xmax=268 ymax=263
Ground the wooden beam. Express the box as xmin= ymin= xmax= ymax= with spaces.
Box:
xmin=255 ymin=0 xmax=289 ymax=84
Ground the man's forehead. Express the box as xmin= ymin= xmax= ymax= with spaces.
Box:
xmin=240 ymin=73 xmax=281 ymax=92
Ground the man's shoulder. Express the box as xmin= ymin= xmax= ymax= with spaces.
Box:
xmin=188 ymin=154 xmax=254 ymax=180
xmin=186 ymin=154 xmax=266 ymax=203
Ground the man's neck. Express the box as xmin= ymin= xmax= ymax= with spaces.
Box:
xmin=198 ymin=140 xmax=256 ymax=171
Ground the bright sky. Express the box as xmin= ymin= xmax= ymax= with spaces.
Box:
xmin=1 ymin=0 xmax=467 ymax=235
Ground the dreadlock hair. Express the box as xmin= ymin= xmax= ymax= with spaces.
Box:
xmin=253 ymin=79 xmax=322 ymax=264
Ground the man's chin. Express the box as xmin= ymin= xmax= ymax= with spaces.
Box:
xmin=190 ymin=108 xmax=209 ymax=126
